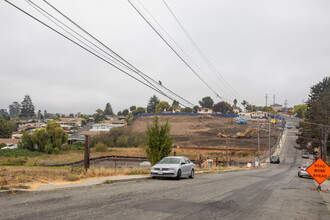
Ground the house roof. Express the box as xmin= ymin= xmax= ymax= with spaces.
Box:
xmin=0 ymin=139 xmax=20 ymax=144
xmin=79 ymin=131 xmax=101 ymax=136
xmin=59 ymin=118 xmax=84 ymax=122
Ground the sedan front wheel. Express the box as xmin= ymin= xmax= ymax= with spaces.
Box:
xmin=176 ymin=169 xmax=181 ymax=180
xmin=189 ymin=169 xmax=194 ymax=179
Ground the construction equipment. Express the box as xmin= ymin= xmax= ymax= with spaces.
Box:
xmin=236 ymin=119 xmax=247 ymax=125
xmin=236 ymin=128 xmax=258 ymax=138
xmin=217 ymin=132 xmax=230 ymax=138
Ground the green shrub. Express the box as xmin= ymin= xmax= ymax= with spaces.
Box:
xmin=0 ymin=143 xmax=7 ymax=148
xmin=0 ymin=149 xmax=42 ymax=157
xmin=117 ymin=135 xmax=129 ymax=148
xmin=94 ymin=142 xmax=108 ymax=152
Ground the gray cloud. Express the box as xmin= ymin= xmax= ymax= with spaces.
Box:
xmin=1 ymin=0 xmax=329 ymax=114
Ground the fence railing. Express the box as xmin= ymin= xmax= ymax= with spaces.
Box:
xmin=134 ymin=112 xmax=239 ymax=119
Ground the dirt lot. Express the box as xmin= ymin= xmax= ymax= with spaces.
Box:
xmin=132 ymin=115 xmax=281 ymax=151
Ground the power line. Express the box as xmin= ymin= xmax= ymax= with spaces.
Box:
xmin=6 ymin=0 xmax=195 ymax=108
xmin=135 ymin=0 xmax=233 ymax=101
xmin=41 ymin=0 xmax=195 ymax=107
xmin=128 ymin=0 xmax=230 ymax=102
xmin=162 ymin=0 xmax=244 ymax=101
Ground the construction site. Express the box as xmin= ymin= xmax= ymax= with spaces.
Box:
xmin=131 ymin=115 xmax=282 ymax=153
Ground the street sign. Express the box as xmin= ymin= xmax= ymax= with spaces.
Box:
xmin=306 ymin=158 xmax=330 ymax=185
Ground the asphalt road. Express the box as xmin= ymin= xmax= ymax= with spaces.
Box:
xmin=1 ymin=117 xmax=329 ymax=220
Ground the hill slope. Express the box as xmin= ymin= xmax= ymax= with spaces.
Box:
xmin=131 ymin=115 xmax=281 ymax=151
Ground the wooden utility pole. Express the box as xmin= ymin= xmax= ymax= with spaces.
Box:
xmin=84 ymin=135 xmax=90 ymax=171
xmin=269 ymin=116 xmax=271 ymax=160
xmin=226 ymin=136 xmax=229 ymax=166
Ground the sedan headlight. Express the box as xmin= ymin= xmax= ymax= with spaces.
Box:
xmin=169 ymin=167 xmax=176 ymax=171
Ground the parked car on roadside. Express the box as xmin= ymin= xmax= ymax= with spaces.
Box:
xmin=150 ymin=156 xmax=195 ymax=180
xmin=298 ymin=164 xmax=311 ymax=178
xmin=270 ymin=156 xmax=280 ymax=164
xmin=301 ymin=151 xmax=309 ymax=159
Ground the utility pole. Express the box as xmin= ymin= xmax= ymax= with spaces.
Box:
xmin=84 ymin=135 xmax=90 ymax=171
xmin=269 ymin=116 xmax=271 ymax=161
xmin=257 ymin=112 xmax=260 ymax=165
xmin=265 ymin=94 xmax=268 ymax=106
xmin=226 ymin=136 xmax=229 ymax=166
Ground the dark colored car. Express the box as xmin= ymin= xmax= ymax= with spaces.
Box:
xmin=270 ymin=156 xmax=280 ymax=164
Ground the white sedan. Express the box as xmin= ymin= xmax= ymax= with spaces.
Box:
xmin=150 ymin=156 xmax=195 ymax=180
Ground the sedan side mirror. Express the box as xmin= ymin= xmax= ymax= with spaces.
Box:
xmin=181 ymin=162 xmax=185 ymax=165
xmin=298 ymin=166 xmax=301 ymax=168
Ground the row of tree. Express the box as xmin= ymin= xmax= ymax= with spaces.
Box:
xmin=296 ymin=77 xmax=330 ymax=160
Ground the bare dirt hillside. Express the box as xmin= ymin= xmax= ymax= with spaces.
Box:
xmin=131 ymin=115 xmax=281 ymax=151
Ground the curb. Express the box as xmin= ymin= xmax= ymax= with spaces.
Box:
xmin=0 ymin=168 xmax=250 ymax=195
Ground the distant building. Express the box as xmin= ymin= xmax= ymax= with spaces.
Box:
xmin=172 ymin=106 xmax=182 ymax=113
xmin=270 ymin=104 xmax=283 ymax=112
xmin=90 ymin=123 xmax=125 ymax=132
xmin=0 ymin=138 xmax=20 ymax=149
xmin=198 ymin=108 xmax=213 ymax=114
xmin=57 ymin=118 xmax=85 ymax=127
xmin=233 ymin=107 xmax=242 ymax=113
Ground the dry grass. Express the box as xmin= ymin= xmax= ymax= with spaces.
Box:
xmin=0 ymin=166 xmax=150 ymax=190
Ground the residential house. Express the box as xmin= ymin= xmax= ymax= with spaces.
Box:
xmin=57 ymin=118 xmax=85 ymax=128
xmin=198 ymin=108 xmax=213 ymax=114
xmin=0 ymin=138 xmax=20 ymax=149
xmin=233 ymin=106 xmax=242 ymax=113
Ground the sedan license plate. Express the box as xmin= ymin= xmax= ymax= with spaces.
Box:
xmin=158 ymin=171 xmax=163 ymax=174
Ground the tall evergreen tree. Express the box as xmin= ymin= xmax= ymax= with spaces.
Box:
xmin=9 ymin=101 xmax=21 ymax=117
xmin=296 ymin=77 xmax=330 ymax=159
xmin=104 ymin=103 xmax=114 ymax=115
xmin=145 ymin=116 xmax=172 ymax=165
xmin=147 ymin=95 xmax=160 ymax=113
xmin=20 ymin=95 xmax=35 ymax=119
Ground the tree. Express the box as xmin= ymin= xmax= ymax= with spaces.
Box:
xmin=69 ymin=113 xmax=74 ymax=118
xmin=212 ymin=102 xmax=234 ymax=114
xmin=147 ymin=95 xmax=160 ymax=113
xmin=193 ymin=105 xmax=199 ymax=113
xmin=145 ymin=116 xmax=172 ymax=165
xmin=233 ymin=99 xmax=237 ymax=107
xmin=20 ymin=95 xmax=35 ymax=119
xmin=130 ymin=106 xmax=136 ymax=112
xmin=18 ymin=131 xmax=34 ymax=151
xmin=104 ymin=103 xmax=114 ymax=115
xmin=181 ymin=107 xmax=193 ymax=113
xmin=212 ymin=101 xmax=234 ymax=114
xmin=155 ymin=101 xmax=171 ymax=113
xmin=241 ymin=100 xmax=248 ymax=111
xmin=9 ymin=101 xmax=21 ymax=117
xmin=122 ymin=109 xmax=129 ymax=116
xmin=37 ymin=110 xmax=43 ymax=120
xmin=132 ymin=107 xmax=146 ymax=116
xmin=199 ymin=96 xmax=214 ymax=108
xmin=0 ymin=109 xmax=10 ymax=121
xmin=172 ymin=100 xmax=179 ymax=108
xmin=117 ymin=111 xmax=123 ymax=116
xmin=21 ymin=121 xmax=69 ymax=154
xmin=44 ymin=110 xmax=48 ymax=119
xmin=296 ymin=77 xmax=330 ymax=159
xmin=0 ymin=116 xmax=12 ymax=138
xmin=94 ymin=109 xmax=105 ymax=123
xmin=245 ymin=104 xmax=257 ymax=112
xmin=293 ymin=105 xmax=308 ymax=118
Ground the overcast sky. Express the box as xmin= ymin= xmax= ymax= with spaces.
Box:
xmin=1 ymin=0 xmax=329 ymax=115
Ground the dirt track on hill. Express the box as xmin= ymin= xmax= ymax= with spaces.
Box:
xmin=131 ymin=115 xmax=281 ymax=151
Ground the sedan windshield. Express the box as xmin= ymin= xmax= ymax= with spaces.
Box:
xmin=158 ymin=158 xmax=181 ymax=164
